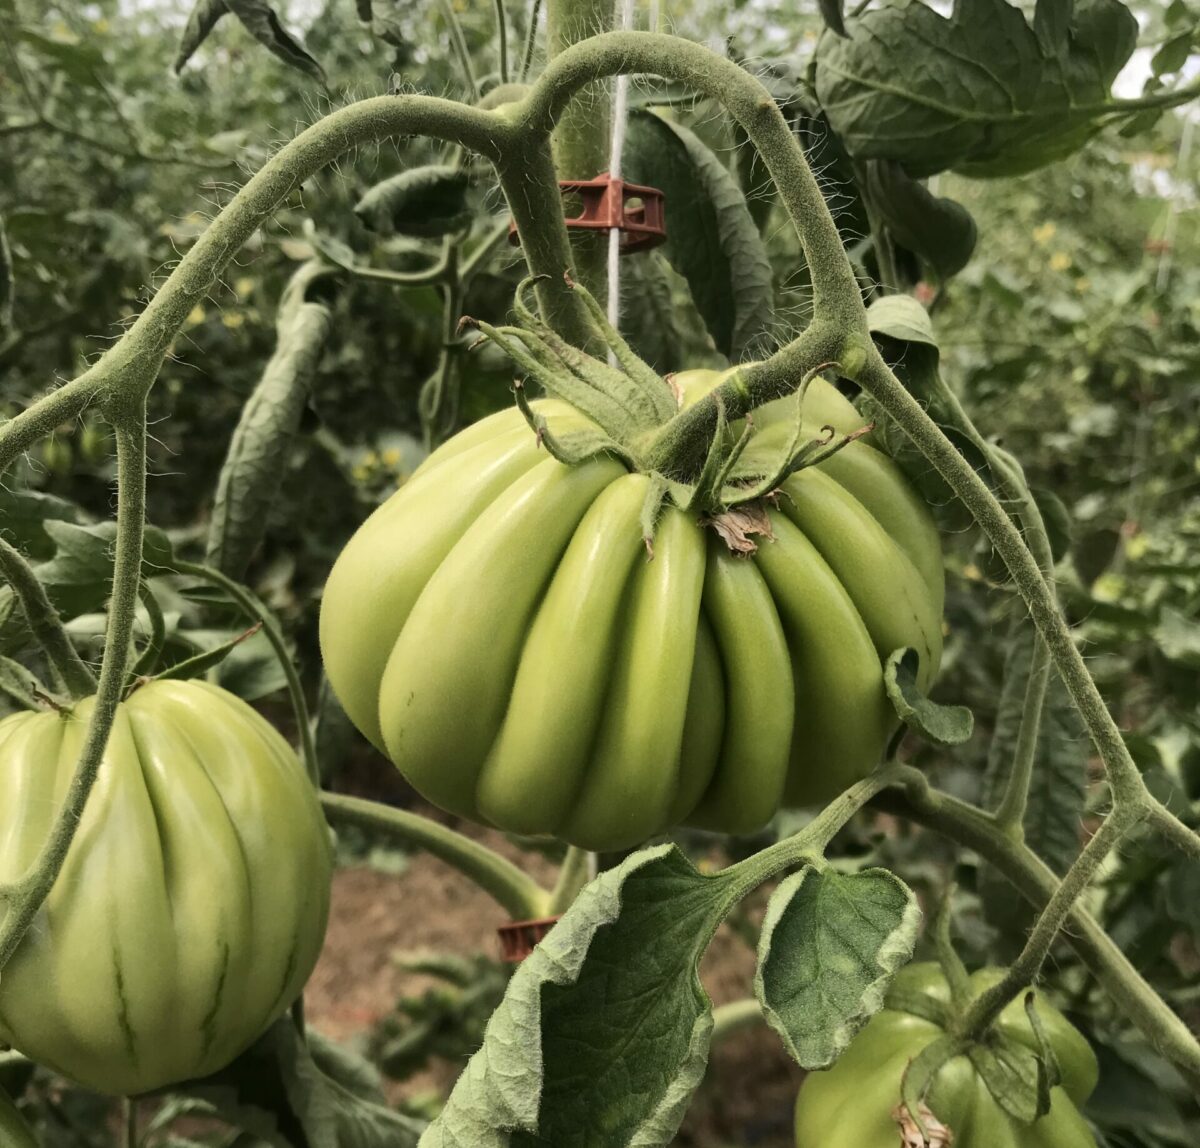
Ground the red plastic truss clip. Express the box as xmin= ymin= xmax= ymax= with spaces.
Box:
xmin=497 ymin=915 xmax=562 ymax=962
xmin=508 ymin=173 xmax=667 ymax=254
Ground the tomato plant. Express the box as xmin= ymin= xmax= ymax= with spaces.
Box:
xmin=0 ymin=0 xmax=1198 ymax=1145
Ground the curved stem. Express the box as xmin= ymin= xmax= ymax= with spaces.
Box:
xmin=710 ymin=999 xmax=764 ymax=1044
xmin=0 ymin=96 xmax=506 ymax=473
xmin=172 ymin=561 xmax=317 ymax=787
xmin=1145 ymin=795 xmax=1200 ymax=861
xmin=0 ymin=536 xmax=96 ymax=697
xmin=519 ymin=31 xmax=865 ymax=327
xmin=319 ymin=791 xmax=550 ymax=920
xmin=494 ymin=134 xmax=594 ymax=346
xmin=129 ymin=582 xmax=166 ymax=680
xmin=876 ymin=779 xmax=1200 ymax=1092
xmin=0 ymin=414 xmax=147 ymax=973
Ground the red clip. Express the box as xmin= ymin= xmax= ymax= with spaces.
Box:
xmin=497 ymin=915 xmax=562 ymax=962
xmin=509 ymin=174 xmax=667 ymax=255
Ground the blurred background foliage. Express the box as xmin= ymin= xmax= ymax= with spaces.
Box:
xmin=2 ymin=0 xmax=1199 ymax=1144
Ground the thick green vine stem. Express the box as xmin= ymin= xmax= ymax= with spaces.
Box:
xmin=319 ymin=792 xmax=551 ymax=921
xmin=0 ymin=413 xmax=148 ymax=975
xmin=548 ymin=844 xmax=592 ymax=914
xmin=0 ymin=536 xmax=96 ymax=697
xmin=710 ymin=999 xmax=765 ymax=1044
xmin=875 ymin=779 xmax=1200 ymax=1093
xmin=172 ymin=561 xmax=318 ymax=788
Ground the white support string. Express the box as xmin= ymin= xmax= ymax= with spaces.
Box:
xmin=606 ymin=0 xmax=638 ymax=345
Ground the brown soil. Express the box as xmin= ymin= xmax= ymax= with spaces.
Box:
xmin=304 ymin=764 xmax=801 ymax=1147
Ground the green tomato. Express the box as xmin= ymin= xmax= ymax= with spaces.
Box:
xmin=320 ymin=372 xmax=944 ymax=851
xmin=794 ymin=962 xmax=1099 ymax=1148
xmin=0 ymin=681 xmax=333 ymax=1095
xmin=0 ymin=1087 xmax=36 ymax=1148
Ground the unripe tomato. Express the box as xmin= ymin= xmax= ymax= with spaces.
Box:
xmin=0 ymin=681 xmax=333 ymax=1095
xmin=77 ymin=418 xmax=112 ymax=466
xmin=40 ymin=435 xmax=72 ymax=477
xmin=320 ymin=372 xmax=944 ymax=851
xmin=794 ymin=963 xmax=1099 ymax=1148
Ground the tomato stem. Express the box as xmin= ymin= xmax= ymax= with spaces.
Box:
xmin=320 ymin=791 xmax=552 ymax=921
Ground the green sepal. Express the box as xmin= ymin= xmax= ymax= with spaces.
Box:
xmin=561 ymin=274 xmax=678 ymax=423
xmin=639 ymin=473 xmax=671 ymax=553
xmin=968 ymin=1033 xmax=1051 ymax=1124
xmin=1023 ymin=992 xmax=1063 ymax=1114
xmin=148 ymin=622 xmax=264 ymax=687
xmin=512 ymin=383 xmax=635 ymax=469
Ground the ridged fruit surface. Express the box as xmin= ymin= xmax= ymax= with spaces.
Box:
xmin=321 ymin=374 xmax=944 ymax=850
xmin=0 ymin=681 xmax=332 ymax=1095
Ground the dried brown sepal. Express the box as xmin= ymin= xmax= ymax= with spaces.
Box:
xmin=703 ymin=502 xmax=775 ymax=555
xmin=892 ymin=1101 xmax=953 ymax=1147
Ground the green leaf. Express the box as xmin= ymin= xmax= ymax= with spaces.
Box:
xmin=16 ymin=28 xmax=109 ymax=88
xmin=755 ymin=866 xmax=919 ymax=1069
xmin=814 ymin=0 xmax=1138 ymax=178
xmin=624 ymin=110 xmax=774 ymax=360
xmin=355 ymin=166 xmax=472 ymax=238
xmin=176 ymin=0 xmax=326 ymax=83
xmin=1155 ymin=606 xmax=1200 ymax=667
xmin=0 ymin=490 xmax=85 ymax=560
xmin=865 ymin=295 xmax=938 ymax=348
xmin=620 ymin=252 xmax=685 ymax=374
xmin=968 ymin=1035 xmax=1049 ymax=1123
xmin=884 ymin=647 xmax=975 ymax=745
xmin=819 ymin=0 xmax=847 ymax=36
xmin=1030 ymin=486 xmax=1072 ymax=563
xmin=207 ymin=264 xmax=335 ymax=579
xmin=863 ymin=161 xmax=977 ymax=281
xmin=980 ymin=622 xmax=1087 ymax=951
xmin=175 ymin=0 xmax=230 ymax=72
xmin=423 ymin=844 xmax=741 ymax=1147
xmin=183 ymin=1017 xmax=425 ymax=1147
xmin=1151 ymin=28 xmax=1196 ymax=77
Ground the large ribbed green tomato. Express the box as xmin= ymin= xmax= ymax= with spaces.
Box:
xmin=320 ymin=372 xmax=944 ymax=851
xmin=0 ymin=681 xmax=333 ymax=1095
xmin=794 ymin=963 xmax=1099 ymax=1148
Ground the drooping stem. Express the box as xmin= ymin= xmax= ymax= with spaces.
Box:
xmin=129 ymin=581 xmax=167 ymax=680
xmin=173 ymin=561 xmax=318 ymax=788
xmin=0 ymin=413 xmax=147 ymax=973
xmin=993 ymin=635 xmax=1052 ymax=834
xmin=0 ymin=536 xmax=96 ymax=697
xmin=320 ymin=791 xmax=551 ymax=921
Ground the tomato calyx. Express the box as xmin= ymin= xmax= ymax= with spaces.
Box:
xmin=467 ymin=276 xmax=877 ymax=549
